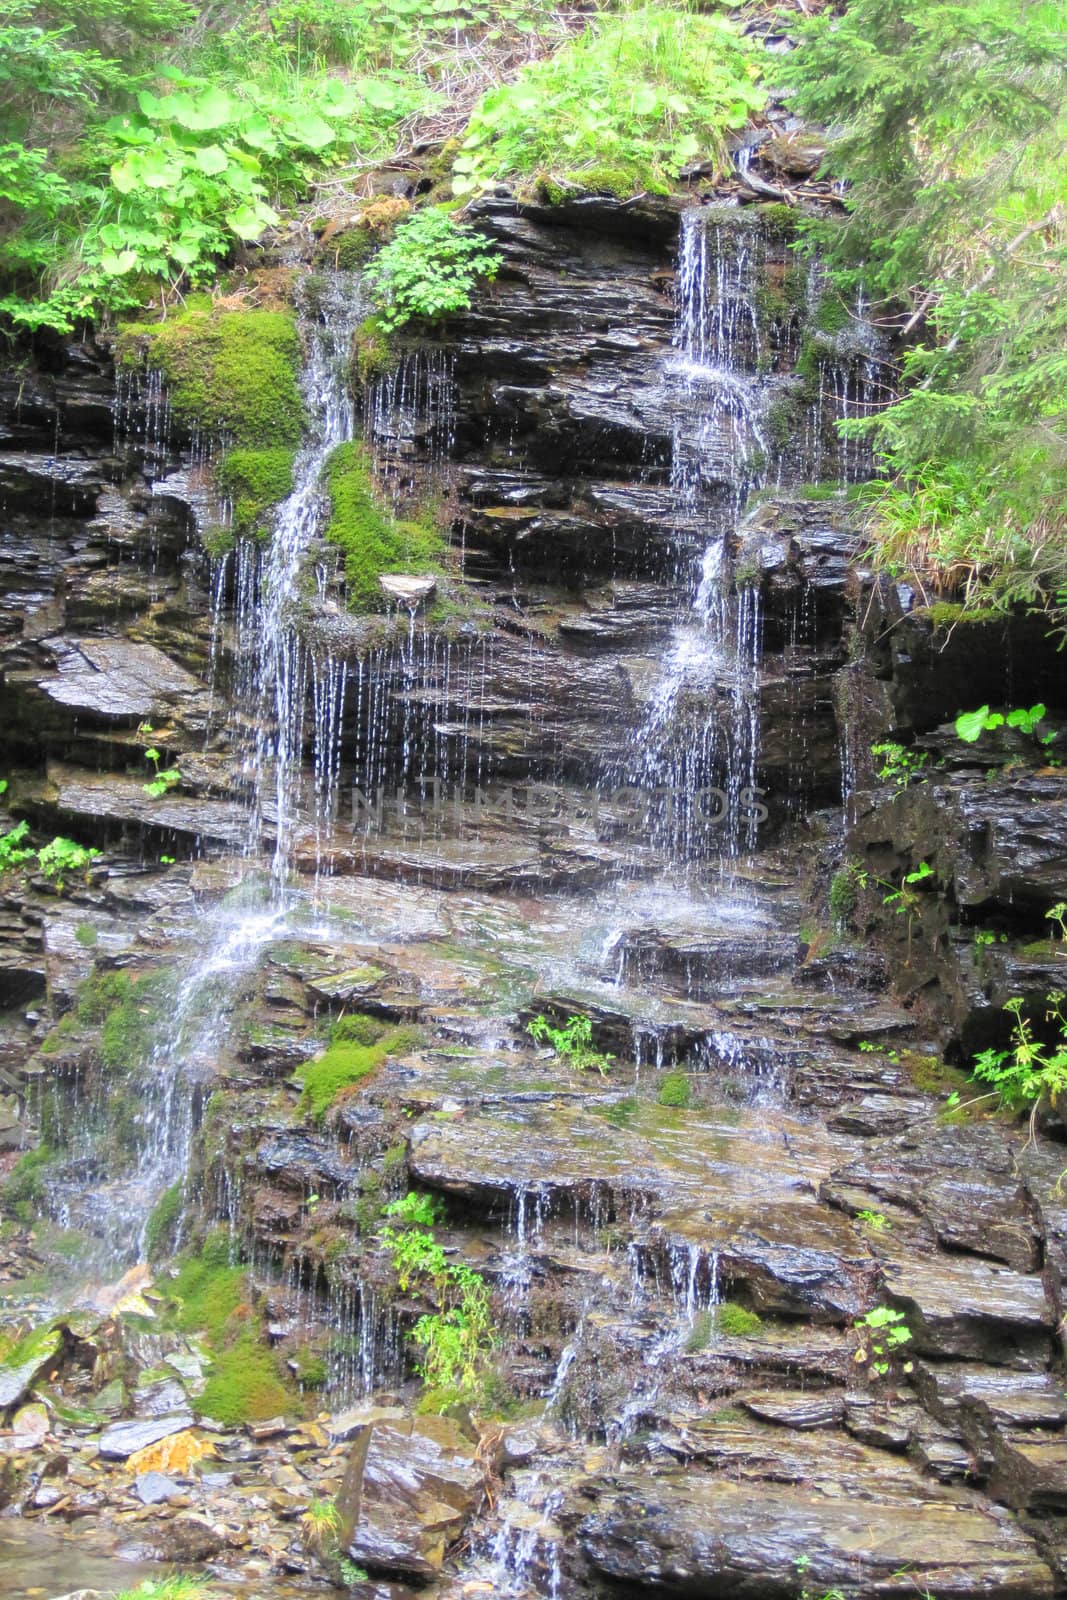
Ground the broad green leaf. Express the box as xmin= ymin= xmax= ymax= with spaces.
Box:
xmin=239 ymin=114 xmax=277 ymax=152
xmin=100 ymin=248 xmax=138 ymax=274
xmin=175 ymin=87 xmax=234 ymax=132
xmin=287 ymin=113 xmax=334 ymax=150
xmin=354 ymin=77 xmax=398 ymax=111
xmin=110 ymin=159 xmax=137 ymax=196
xmin=226 ymin=201 xmax=279 ymax=240
xmin=955 ymin=706 xmax=990 ymax=742
xmin=195 ymin=144 xmax=229 ymax=176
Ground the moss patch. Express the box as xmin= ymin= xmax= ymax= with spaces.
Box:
xmin=297 ymin=1013 xmax=421 ymax=1119
xmin=714 ymin=1301 xmax=762 ymax=1337
xmin=115 ymin=300 xmax=304 ymax=447
xmin=196 ymin=1332 xmax=292 ymax=1425
xmin=216 ymin=447 xmax=296 ymax=539
xmin=900 ymin=1051 xmax=969 ymax=1097
xmin=656 ymin=1071 xmax=691 ymax=1108
xmin=323 ymin=442 xmax=445 ymax=611
xmin=144 ymin=1182 xmax=183 ymax=1261
xmin=169 ymin=1232 xmax=247 ymax=1343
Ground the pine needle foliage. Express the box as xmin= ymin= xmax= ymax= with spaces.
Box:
xmin=786 ymin=0 xmax=1067 ymax=627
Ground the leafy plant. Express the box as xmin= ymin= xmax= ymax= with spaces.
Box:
xmin=854 ymin=1305 xmax=913 ymax=1379
xmin=142 ymin=744 xmax=182 ymax=798
xmin=972 ymin=992 xmax=1067 ymax=1123
xmin=452 ymin=6 xmax=766 ymax=198
xmin=383 ymin=1190 xmax=442 ymax=1229
xmin=871 ymin=741 xmax=929 ymax=791
xmin=786 ymin=0 xmax=1067 ymax=633
xmin=857 ymin=1209 xmax=889 ymax=1232
xmin=364 ymin=206 xmax=501 ymax=331
xmin=1047 ymin=903 xmax=1067 ymax=942
xmin=955 ymin=704 xmax=1053 ymax=745
xmin=380 ymin=1190 xmax=494 ymax=1399
xmin=528 ymin=1011 xmax=614 ymax=1076
xmin=36 ymin=836 xmax=100 ymax=889
xmin=0 ymin=817 xmax=34 ymax=873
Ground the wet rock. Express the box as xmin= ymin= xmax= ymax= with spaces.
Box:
xmin=880 ymin=1247 xmax=1054 ymax=1365
xmin=340 ymin=1410 xmax=484 ymax=1580
xmin=823 ymin=1123 xmax=1041 ymax=1272
xmin=33 ymin=636 xmax=204 ymax=720
xmin=739 ymin=1391 xmax=842 ymax=1430
xmin=133 ymin=1472 xmax=180 ymax=1505
xmin=97 ymin=1413 xmax=195 ymax=1461
xmin=378 ymin=575 xmax=436 ymax=607
xmin=11 ymin=1403 xmax=50 ymax=1445
xmin=574 ymin=1462 xmax=1054 ymax=1597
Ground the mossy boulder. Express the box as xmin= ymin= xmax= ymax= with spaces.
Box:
xmin=115 ymin=299 xmax=304 ymax=448
xmin=323 ymin=442 xmax=445 ymax=611
xmin=216 ymin=446 xmax=296 ymax=539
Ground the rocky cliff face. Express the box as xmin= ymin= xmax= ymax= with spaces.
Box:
xmin=0 ymin=194 xmax=1065 ymax=1599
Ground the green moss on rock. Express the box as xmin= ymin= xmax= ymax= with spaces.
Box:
xmin=116 ymin=301 xmax=304 ymax=447
xmin=323 ymin=442 xmax=445 ymax=611
xmin=298 ymin=1015 xmax=421 ymax=1118
xmin=657 ymin=1071 xmax=691 ymax=1108
xmin=144 ymin=1181 xmax=183 ymax=1261
xmin=352 ymin=315 xmax=395 ymax=383
xmin=714 ymin=1301 xmax=762 ymax=1337
xmin=195 ymin=1332 xmax=293 ymax=1425
xmin=216 ymin=447 xmax=296 ymax=539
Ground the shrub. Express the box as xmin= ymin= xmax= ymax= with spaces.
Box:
xmin=453 ymin=6 xmax=766 ymax=197
xmin=364 ymin=206 xmax=501 ymax=331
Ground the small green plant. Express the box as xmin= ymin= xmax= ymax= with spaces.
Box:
xmin=143 ymin=744 xmax=182 ymax=798
xmin=857 ymin=861 xmax=935 ymax=948
xmin=112 ymin=1579 xmax=210 ymax=1600
xmin=37 ymin=836 xmax=101 ymax=888
xmin=383 ymin=1191 xmax=443 ymax=1229
xmin=364 ymin=207 xmax=501 ymax=331
xmin=527 ymin=1011 xmax=614 ymax=1076
xmin=160 ymin=854 xmax=176 ymax=865
xmin=380 ymin=1191 xmax=495 ymax=1399
xmin=858 ymin=1039 xmax=902 ymax=1064
xmin=302 ymin=1495 xmax=342 ymax=1559
xmin=974 ymin=929 xmax=1008 ymax=949
xmin=955 ymin=704 xmax=1054 ymax=746
xmin=856 ymin=1208 xmax=890 ymax=1231
xmin=854 ymin=1305 xmax=913 ymax=1378
xmin=339 ymin=1559 xmax=370 ymax=1586
xmin=871 ymin=741 xmax=930 ymax=791
xmin=0 ymin=817 xmax=33 ymax=872
xmin=972 ymin=992 xmax=1067 ymax=1125
xmin=1047 ymin=903 xmax=1067 ymax=942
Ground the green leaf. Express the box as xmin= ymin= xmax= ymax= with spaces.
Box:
xmin=287 ymin=113 xmax=335 ymax=150
xmin=955 ymin=706 xmax=991 ymax=742
xmin=110 ymin=159 xmax=137 ymax=196
xmin=195 ymin=144 xmax=229 ymax=176
xmin=225 ymin=201 xmax=279 ymax=240
xmin=238 ymin=114 xmax=277 ymax=152
xmin=176 ymin=86 xmax=234 ymax=132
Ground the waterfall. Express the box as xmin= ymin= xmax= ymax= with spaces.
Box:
xmin=618 ymin=209 xmax=767 ymax=864
xmin=67 ymin=275 xmax=366 ymax=1269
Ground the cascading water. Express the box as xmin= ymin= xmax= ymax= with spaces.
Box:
xmin=64 ymin=274 xmax=366 ymax=1270
xmin=618 ymin=209 xmax=768 ymax=863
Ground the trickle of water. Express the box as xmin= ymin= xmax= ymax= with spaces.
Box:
xmin=242 ymin=271 xmax=367 ymax=882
